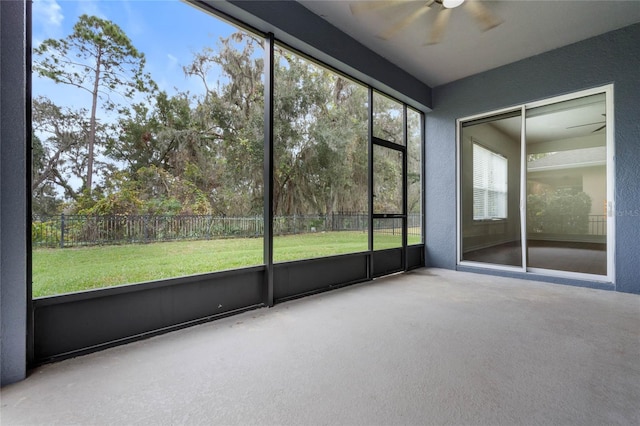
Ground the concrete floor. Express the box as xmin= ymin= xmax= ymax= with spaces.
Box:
xmin=2 ymin=268 xmax=639 ymax=425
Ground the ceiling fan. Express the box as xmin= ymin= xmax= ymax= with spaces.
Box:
xmin=566 ymin=114 xmax=606 ymax=133
xmin=349 ymin=0 xmax=502 ymax=45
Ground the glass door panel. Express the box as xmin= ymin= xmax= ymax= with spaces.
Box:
xmin=373 ymin=218 xmax=402 ymax=249
xmin=373 ymin=92 xmax=404 ymax=145
xmin=407 ymin=108 xmax=423 ymax=245
xmin=372 ymin=143 xmax=405 ymax=254
xmin=460 ymin=111 xmax=523 ymax=267
xmin=526 ymin=93 xmax=607 ymax=275
xmin=373 ymin=144 xmax=403 ymax=215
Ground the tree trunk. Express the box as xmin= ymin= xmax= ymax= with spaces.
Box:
xmin=87 ymin=48 xmax=102 ymax=194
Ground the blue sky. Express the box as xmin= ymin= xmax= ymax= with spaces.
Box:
xmin=32 ymin=0 xmax=255 ymax=193
xmin=32 ymin=0 xmax=244 ymax=108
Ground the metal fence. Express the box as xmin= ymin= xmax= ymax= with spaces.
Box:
xmin=527 ymin=214 xmax=607 ymax=235
xmin=32 ymin=213 xmax=423 ymax=248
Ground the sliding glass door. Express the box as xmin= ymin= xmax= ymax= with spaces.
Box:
xmin=460 ymin=110 xmax=523 ymax=267
xmin=458 ymin=87 xmax=613 ymax=280
xmin=526 ymin=93 xmax=608 ymax=276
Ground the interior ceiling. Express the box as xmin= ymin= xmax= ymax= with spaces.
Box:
xmin=298 ymin=0 xmax=640 ymax=87
xmin=482 ymin=95 xmax=606 ymax=146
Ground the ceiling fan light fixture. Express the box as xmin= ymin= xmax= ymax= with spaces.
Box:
xmin=442 ymin=0 xmax=465 ymax=9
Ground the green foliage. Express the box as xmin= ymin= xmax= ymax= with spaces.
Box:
xmin=546 ymin=189 xmax=591 ymax=217
xmin=33 ymin=14 xmax=156 ymax=193
xmin=33 ymin=14 xmax=154 ymax=100
xmin=32 ymin=219 xmax=60 ymax=245
xmin=527 ymin=189 xmax=592 ymax=234
xmin=373 ymin=92 xmax=404 ymax=144
xmin=407 ymin=109 xmax=422 ymax=215
xmin=79 ymin=187 xmax=143 ymax=216
xmin=31 ymin=96 xmax=95 ymax=204
xmin=33 ymin=20 xmax=419 ymax=225
xmin=273 ymin=49 xmax=369 ymax=216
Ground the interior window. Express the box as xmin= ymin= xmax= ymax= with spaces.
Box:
xmin=473 ymin=143 xmax=508 ymax=220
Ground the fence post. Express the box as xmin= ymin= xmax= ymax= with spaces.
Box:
xmin=60 ymin=213 xmax=65 ymax=248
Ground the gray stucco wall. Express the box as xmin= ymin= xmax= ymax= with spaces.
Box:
xmin=1 ymin=0 xmax=28 ymax=386
xmin=425 ymin=23 xmax=640 ymax=294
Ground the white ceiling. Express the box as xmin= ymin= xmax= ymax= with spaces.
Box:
xmin=298 ymin=0 xmax=640 ymax=87
xmin=491 ymin=98 xmax=606 ymax=145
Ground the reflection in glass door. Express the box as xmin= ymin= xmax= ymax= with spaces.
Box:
xmin=458 ymin=87 xmax=612 ymax=279
xmin=526 ymin=93 xmax=608 ymax=275
xmin=460 ymin=111 xmax=523 ymax=267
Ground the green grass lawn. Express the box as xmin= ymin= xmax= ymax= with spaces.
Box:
xmin=32 ymin=231 xmax=421 ymax=298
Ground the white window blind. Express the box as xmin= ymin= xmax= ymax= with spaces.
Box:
xmin=473 ymin=143 xmax=507 ymax=220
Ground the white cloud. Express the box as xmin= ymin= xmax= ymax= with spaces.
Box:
xmin=75 ymin=0 xmax=107 ymax=20
xmin=122 ymin=0 xmax=144 ymax=36
xmin=33 ymin=0 xmax=64 ymax=36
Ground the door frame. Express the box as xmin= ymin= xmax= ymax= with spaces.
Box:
xmin=456 ymin=84 xmax=615 ymax=283
xmin=369 ymin=90 xmax=408 ymax=277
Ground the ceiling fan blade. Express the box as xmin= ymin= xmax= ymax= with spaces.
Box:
xmin=349 ymin=0 xmax=406 ymax=16
xmin=566 ymin=121 xmax=606 ymax=129
xmin=593 ymin=124 xmax=606 ymax=133
xmin=379 ymin=5 xmax=431 ymax=40
xmin=427 ymin=8 xmax=451 ymax=45
xmin=465 ymin=0 xmax=502 ymax=31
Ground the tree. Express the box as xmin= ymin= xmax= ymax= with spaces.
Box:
xmin=527 ymin=189 xmax=592 ymax=234
xmin=31 ymin=132 xmax=63 ymax=216
xmin=273 ymin=50 xmax=369 ymax=216
xmin=33 ymin=14 xmax=156 ymax=193
xmin=108 ymin=90 xmax=226 ymax=215
xmin=106 ymin=33 xmax=266 ymax=217
xmin=183 ymin=33 xmax=265 ymax=216
xmin=32 ymin=96 xmax=94 ymax=203
xmin=407 ymin=110 xmax=422 ymax=215
xmin=108 ymin=91 xmax=196 ymax=173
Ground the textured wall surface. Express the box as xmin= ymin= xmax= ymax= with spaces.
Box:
xmin=1 ymin=0 xmax=28 ymax=386
xmin=426 ymin=23 xmax=640 ymax=294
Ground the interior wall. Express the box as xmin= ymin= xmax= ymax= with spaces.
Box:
xmin=582 ymin=167 xmax=607 ymax=217
xmin=426 ymin=22 xmax=640 ymax=294
xmin=1 ymin=0 xmax=28 ymax=386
